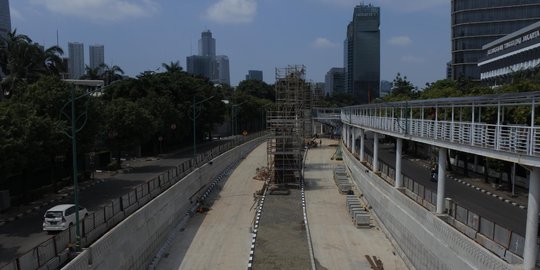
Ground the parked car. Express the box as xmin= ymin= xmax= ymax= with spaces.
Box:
xmin=42 ymin=204 xmax=88 ymax=232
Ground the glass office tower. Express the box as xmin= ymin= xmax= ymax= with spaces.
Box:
xmin=344 ymin=4 xmax=380 ymax=104
xmin=451 ymin=0 xmax=540 ymax=80
xmin=0 ymin=0 xmax=10 ymax=42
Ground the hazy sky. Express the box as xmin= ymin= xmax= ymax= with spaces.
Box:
xmin=10 ymin=0 xmax=450 ymax=88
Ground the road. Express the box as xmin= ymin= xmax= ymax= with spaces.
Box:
xmin=362 ymin=137 xmax=527 ymax=236
xmin=0 ymin=139 xmax=228 ymax=267
xmin=156 ymin=141 xmax=266 ymax=269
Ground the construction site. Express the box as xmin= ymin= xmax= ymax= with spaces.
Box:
xmin=266 ymin=65 xmax=313 ymax=185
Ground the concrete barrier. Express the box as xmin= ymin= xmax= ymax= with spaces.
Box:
xmin=62 ymin=137 xmax=265 ymax=270
xmin=343 ymin=148 xmax=513 ymax=270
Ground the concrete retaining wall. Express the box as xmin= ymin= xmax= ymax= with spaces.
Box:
xmin=343 ymin=149 xmax=513 ymax=270
xmin=62 ymin=138 xmax=264 ymax=270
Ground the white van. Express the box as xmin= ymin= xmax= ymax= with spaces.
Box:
xmin=42 ymin=204 xmax=88 ymax=232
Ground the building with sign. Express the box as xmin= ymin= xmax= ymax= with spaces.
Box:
xmin=344 ymin=4 xmax=380 ymax=104
xmin=478 ymin=21 xmax=540 ymax=85
xmin=451 ymin=0 xmax=540 ymax=81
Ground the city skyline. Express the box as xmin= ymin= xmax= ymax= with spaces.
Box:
xmin=9 ymin=0 xmax=450 ymax=87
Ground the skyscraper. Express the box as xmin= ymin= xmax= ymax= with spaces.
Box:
xmin=246 ymin=70 xmax=263 ymax=81
xmin=344 ymin=4 xmax=380 ymax=104
xmin=324 ymin=67 xmax=345 ymax=96
xmin=199 ymin=30 xmax=216 ymax=57
xmin=89 ymin=45 xmax=105 ymax=70
xmin=68 ymin=42 xmax=85 ymax=79
xmin=451 ymin=0 xmax=540 ymax=81
xmin=215 ymin=55 xmax=230 ymax=85
xmin=187 ymin=30 xmax=230 ymax=85
xmin=0 ymin=0 xmax=11 ymax=42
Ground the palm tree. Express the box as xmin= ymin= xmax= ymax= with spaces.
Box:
xmin=80 ymin=65 xmax=102 ymax=80
xmin=0 ymin=30 xmax=64 ymax=97
xmin=161 ymin=61 xmax=182 ymax=73
xmin=100 ymin=64 xmax=124 ymax=85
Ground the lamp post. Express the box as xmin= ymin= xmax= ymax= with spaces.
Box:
xmin=191 ymin=95 xmax=215 ymax=161
xmin=231 ymin=102 xmax=246 ymax=136
xmin=59 ymin=80 xmax=112 ymax=251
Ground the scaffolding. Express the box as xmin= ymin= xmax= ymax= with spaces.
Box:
xmin=267 ymin=65 xmax=312 ymax=184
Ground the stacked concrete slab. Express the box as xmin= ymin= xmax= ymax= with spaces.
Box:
xmin=346 ymin=195 xmax=370 ymax=228
xmin=333 ymin=165 xmax=352 ymax=194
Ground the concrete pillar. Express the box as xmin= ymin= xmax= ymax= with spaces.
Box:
xmin=395 ymin=138 xmax=403 ymax=188
xmin=373 ymin=133 xmax=379 ymax=172
xmin=320 ymin=123 xmax=323 ymax=134
xmin=523 ymin=167 xmax=540 ymax=270
xmin=351 ymin=128 xmax=357 ymax=155
xmin=436 ymin=147 xmax=447 ymax=214
xmin=312 ymin=120 xmax=316 ymax=135
xmin=360 ymin=129 xmax=365 ymax=162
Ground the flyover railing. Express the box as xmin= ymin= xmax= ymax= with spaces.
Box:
xmin=0 ymin=132 xmax=268 ymax=270
xmin=342 ymin=91 xmax=540 ymax=166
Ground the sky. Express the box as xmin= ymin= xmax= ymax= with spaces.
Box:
xmin=9 ymin=0 xmax=450 ymax=88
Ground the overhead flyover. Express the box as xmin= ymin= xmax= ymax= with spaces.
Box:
xmin=340 ymin=91 xmax=540 ymax=270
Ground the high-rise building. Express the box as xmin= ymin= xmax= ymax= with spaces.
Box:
xmin=199 ymin=30 xmax=216 ymax=57
xmin=246 ymin=70 xmax=263 ymax=81
xmin=451 ymin=0 xmax=540 ymax=81
xmin=186 ymin=55 xmax=217 ymax=80
xmin=479 ymin=21 xmax=540 ymax=84
xmin=324 ymin=67 xmax=345 ymax=96
xmin=344 ymin=4 xmax=380 ymax=104
xmin=215 ymin=55 xmax=230 ymax=85
xmin=68 ymin=42 xmax=85 ymax=79
xmin=0 ymin=0 xmax=11 ymax=42
xmin=89 ymin=45 xmax=105 ymax=70
xmin=187 ymin=30 xmax=230 ymax=85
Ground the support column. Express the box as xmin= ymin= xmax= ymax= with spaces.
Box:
xmin=360 ymin=129 xmax=365 ymax=162
xmin=320 ymin=123 xmax=323 ymax=134
xmin=523 ymin=167 xmax=540 ymax=270
xmin=312 ymin=120 xmax=316 ymax=135
xmin=351 ymin=128 xmax=357 ymax=155
xmin=436 ymin=147 xmax=447 ymax=214
xmin=373 ymin=133 xmax=379 ymax=172
xmin=395 ymin=138 xmax=403 ymax=188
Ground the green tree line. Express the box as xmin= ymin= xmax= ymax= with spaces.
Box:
xmin=0 ymin=31 xmax=275 ymax=203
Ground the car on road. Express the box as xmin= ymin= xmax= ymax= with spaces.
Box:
xmin=42 ymin=204 xmax=88 ymax=232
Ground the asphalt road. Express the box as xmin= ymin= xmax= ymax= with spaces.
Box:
xmin=362 ymin=137 xmax=527 ymax=236
xmin=0 ymin=139 xmax=229 ymax=267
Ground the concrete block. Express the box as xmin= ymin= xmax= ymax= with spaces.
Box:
xmin=475 ymin=233 xmax=506 ymax=258
xmin=454 ymin=220 xmax=477 ymax=239
xmin=38 ymin=256 xmax=60 ymax=270
xmin=354 ymin=213 xmax=371 ymax=227
xmin=503 ymin=250 xmax=523 ymax=264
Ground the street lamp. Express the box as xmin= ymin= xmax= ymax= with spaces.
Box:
xmin=59 ymin=79 xmax=114 ymax=251
xmin=190 ymin=95 xmax=215 ymax=161
xmin=231 ymin=102 xmax=246 ymax=136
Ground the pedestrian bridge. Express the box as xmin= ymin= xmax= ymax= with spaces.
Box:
xmin=313 ymin=91 xmax=540 ymax=270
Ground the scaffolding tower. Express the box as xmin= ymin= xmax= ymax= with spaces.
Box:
xmin=267 ymin=65 xmax=312 ymax=184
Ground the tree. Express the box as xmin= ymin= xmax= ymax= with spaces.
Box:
xmin=0 ymin=30 xmax=64 ymax=96
xmin=100 ymin=64 xmax=124 ymax=85
xmin=161 ymin=61 xmax=182 ymax=73
xmin=104 ymin=98 xmax=155 ymax=163
xmin=80 ymin=65 xmax=102 ymax=80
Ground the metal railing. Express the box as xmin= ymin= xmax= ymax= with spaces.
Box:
xmin=353 ymin=145 xmax=528 ymax=263
xmin=0 ymin=132 xmax=267 ymax=270
xmin=341 ymin=92 xmax=540 ymax=167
